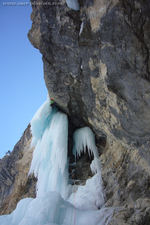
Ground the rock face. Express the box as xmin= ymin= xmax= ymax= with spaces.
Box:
xmin=1 ymin=0 xmax=150 ymax=223
xmin=27 ymin=0 xmax=150 ymax=223
xmin=28 ymin=0 xmax=150 ymax=145
xmin=0 ymin=125 xmax=36 ymax=215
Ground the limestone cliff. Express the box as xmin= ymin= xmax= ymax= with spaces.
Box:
xmin=0 ymin=0 xmax=150 ymax=224
xmin=0 ymin=125 xmax=36 ymax=215
xmin=27 ymin=0 xmax=150 ymax=223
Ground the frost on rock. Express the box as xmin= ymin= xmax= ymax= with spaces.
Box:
xmin=66 ymin=0 xmax=80 ymax=11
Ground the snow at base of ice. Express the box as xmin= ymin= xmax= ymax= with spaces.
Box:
xmin=66 ymin=0 xmax=80 ymax=11
xmin=68 ymin=173 xmax=105 ymax=210
xmin=0 ymin=192 xmax=114 ymax=225
xmin=0 ymin=96 xmax=115 ymax=225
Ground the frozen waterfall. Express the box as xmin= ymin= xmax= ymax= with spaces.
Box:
xmin=0 ymin=96 xmax=115 ymax=225
xmin=28 ymin=98 xmax=69 ymax=199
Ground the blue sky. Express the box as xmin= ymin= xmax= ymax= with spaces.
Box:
xmin=0 ymin=0 xmax=47 ymax=158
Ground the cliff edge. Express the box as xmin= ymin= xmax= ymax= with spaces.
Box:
xmin=28 ymin=0 xmax=150 ymax=223
xmin=0 ymin=0 xmax=150 ymax=224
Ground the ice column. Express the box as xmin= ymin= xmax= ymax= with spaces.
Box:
xmin=29 ymin=97 xmax=70 ymax=199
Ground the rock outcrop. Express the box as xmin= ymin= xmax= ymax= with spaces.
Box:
xmin=0 ymin=125 xmax=36 ymax=215
xmin=27 ymin=0 xmax=150 ymax=223
xmin=1 ymin=0 xmax=150 ymax=224
xmin=28 ymin=0 xmax=150 ymax=145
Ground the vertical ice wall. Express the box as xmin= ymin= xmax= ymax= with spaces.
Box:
xmin=29 ymin=96 xmax=70 ymax=199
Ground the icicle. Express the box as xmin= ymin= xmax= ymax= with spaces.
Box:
xmin=66 ymin=0 xmax=80 ymax=11
xmin=73 ymin=127 xmax=101 ymax=173
xmin=79 ymin=21 xmax=84 ymax=36
xmin=68 ymin=127 xmax=105 ymax=209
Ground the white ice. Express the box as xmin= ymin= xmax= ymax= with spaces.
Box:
xmin=69 ymin=127 xmax=105 ymax=209
xmin=68 ymin=173 xmax=105 ymax=210
xmin=79 ymin=21 xmax=84 ymax=36
xmin=29 ymin=96 xmax=70 ymax=199
xmin=66 ymin=0 xmax=80 ymax=11
xmin=30 ymin=95 xmax=51 ymax=148
xmin=0 ymin=96 xmax=115 ymax=225
xmin=0 ymin=192 xmax=114 ymax=225
xmin=73 ymin=127 xmax=101 ymax=173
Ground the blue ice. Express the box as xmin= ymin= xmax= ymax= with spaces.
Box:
xmin=0 ymin=96 xmax=115 ymax=224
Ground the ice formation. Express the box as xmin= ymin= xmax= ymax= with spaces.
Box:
xmin=29 ymin=98 xmax=69 ymax=199
xmin=79 ymin=21 xmax=84 ymax=36
xmin=0 ymin=192 xmax=114 ymax=225
xmin=66 ymin=0 xmax=80 ymax=11
xmin=0 ymin=96 xmax=115 ymax=225
xmin=68 ymin=127 xmax=105 ymax=209
xmin=68 ymin=173 xmax=105 ymax=210
xmin=73 ymin=127 xmax=101 ymax=173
